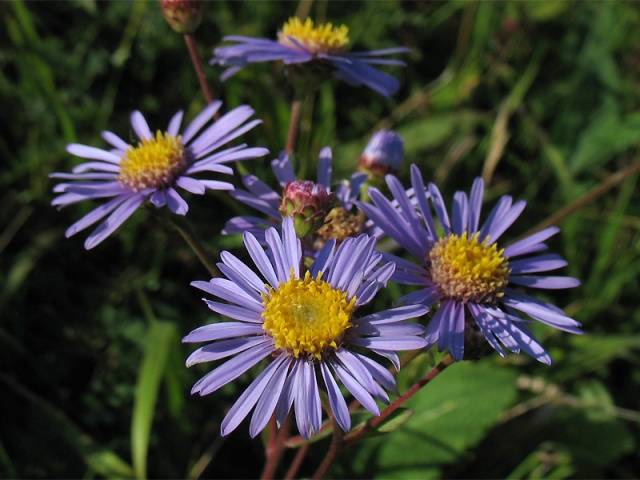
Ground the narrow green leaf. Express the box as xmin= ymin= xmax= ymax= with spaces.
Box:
xmin=131 ymin=321 xmax=177 ymax=479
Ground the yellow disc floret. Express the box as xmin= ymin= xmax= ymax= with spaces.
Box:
xmin=262 ymin=271 xmax=356 ymax=358
xmin=118 ymin=131 xmax=186 ymax=191
xmin=428 ymin=232 xmax=510 ymax=303
xmin=278 ymin=17 xmax=349 ymax=55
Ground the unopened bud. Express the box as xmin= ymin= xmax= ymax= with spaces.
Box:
xmin=279 ymin=180 xmax=335 ymax=237
xmin=358 ymin=130 xmax=404 ymax=175
xmin=160 ymin=0 xmax=204 ymax=34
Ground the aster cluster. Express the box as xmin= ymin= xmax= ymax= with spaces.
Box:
xmin=50 ymin=5 xmax=582 ymax=475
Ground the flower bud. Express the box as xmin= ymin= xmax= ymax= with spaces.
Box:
xmin=279 ymin=180 xmax=335 ymax=237
xmin=358 ymin=129 xmax=404 ymax=175
xmin=160 ymin=0 xmax=204 ymax=34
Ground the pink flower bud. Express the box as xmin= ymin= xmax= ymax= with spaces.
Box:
xmin=279 ymin=180 xmax=335 ymax=237
xmin=160 ymin=0 xmax=204 ymax=34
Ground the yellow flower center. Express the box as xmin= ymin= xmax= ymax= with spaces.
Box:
xmin=428 ymin=233 xmax=510 ymax=303
xmin=262 ymin=271 xmax=356 ymax=358
xmin=118 ymin=131 xmax=186 ymax=191
xmin=278 ymin=17 xmax=349 ymax=55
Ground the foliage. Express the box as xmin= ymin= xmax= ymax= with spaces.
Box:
xmin=1 ymin=0 xmax=639 ymax=478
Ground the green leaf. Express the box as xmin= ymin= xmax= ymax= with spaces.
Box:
xmin=131 ymin=321 xmax=177 ymax=479
xmin=0 ymin=373 xmax=134 ymax=478
xmin=347 ymin=361 xmax=518 ymax=479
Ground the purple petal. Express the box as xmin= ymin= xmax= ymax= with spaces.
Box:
xmin=166 ymin=188 xmax=189 ymax=215
xmin=182 ymin=322 xmax=264 ymax=343
xmin=355 ymin=353 xmax=396 ymax=392
xmin=451 ymin=191 xmax=469 ymax=235
xmin=317 ymin=147 xmax=332 ymax=187
xmin=186 ymin=336 xmax=267 ymax=366
xmin=271 ymin=153 xmax=296 ymax=185
xmin=72 ymin=161 xmax=121 ymax=174
xmin=509 ymin=275 xmax=580 ymax=289
xmin=320 ymin=362 xmax=350 ymax=432
xmin=101 ymin=131 xmax=130 ymax=152
xmin=509 ymin=254 xmax=568 ymax=274
xmin=220 ymin=251 xmax=267 ymax=294
xmin=398 ymin=286 xmax=440 ymax=307
xmin=176 ymin=176 xmax=206 ymax=194
xmin=130 ymin=111 xmax=152 ymax=141
xmin=67 ymin=144 xmax=121 ymax=163
xmin=249 ymin=356 xmax=292 ymax=437
xmin=195 ymin=277 xmax=263 ymax=311
xmin=281 ymin=217 xmax=301 ymax=279
xmin=449 ymin=302 xmax=465 ymax=360
xmin=332 ymin=361 xmax=379 ymax=416
xmin=221 ymin=354 xmax=287 ymax=436
xmin=84 ymin=194 xmax=145 ymax=249
xmin=310 ymin=239 xmax=336 ymax=278
xmin=198 ymin=180 xmax=235 ymax=191
xmin=167 ymin=110 xmax=184 ymax=136
xmin=468 ymin=303 xmax=506 ymax=356
xmin=204 ymin=300 xmax=262 ymax=323
xmin=294 ymin=361 xmax=318 ymax=439
xmin=336 ymin=349 xmax=377 ymax=396
xmin=351 ymin=336 xmax=427 ymax=351
xmin=243 ymin=232 xmax=279 ymax=288
xmin=484 ymin=200 xmax=526 ymax=244
xmin=428 ymin=183 xmax=451 ymax=234
xmin=150 ymin=190 xmax=166 ymax=207
xmin=265 ymin=226 xmax=289 ymax=283
xmin=502 ymin=290 xmax=582 ymax=334
xmin=468 ymin=177 xmax=484 ymax=232
xmin=191 ymin=341 xmax=274 ymax=396
xmin=409 ymin=165 xmax=438 ymax=241
xmin=182 ymin=102 xmax=222 ymax=144
xmin=504 ymin=227 xmax=560 ymax=258
xmin=359 ymin=304 xmax=429 ymax=325
xmin=64 ymin=195 xmax=129 ymax=238
xmin=275 ymin=360 xmax=301 ymax=426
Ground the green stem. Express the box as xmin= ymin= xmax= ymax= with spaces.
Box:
xmin=166 ymin=215 xmax=218 ymax=278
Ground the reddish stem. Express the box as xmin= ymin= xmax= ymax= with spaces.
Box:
xmin=285 ymin=350 xmax=425 ymax=448
xmin=344 ymin=354 xmax=455 ymax=445
xmin=284 ymin=444 xmax=309 ymax=480
xmin=311 ymin=416 xmax=344 ymax=480
xmin=285 ymin=99 xmax=302 ymax=155
xmin=260 ymin=415 xmax=291 ymax=480
xmin=184 ymin=33 xmax=217 ymax=109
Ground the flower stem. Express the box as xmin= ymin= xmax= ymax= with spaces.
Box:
xmin=286 ymin=99 xmax=302 ymax=155
xmin=311 ymin=415 xmax=344 ymax=480
xmin=284 ymin=444 xmax=309 ymax=480
xmin=344 ymin=354 xmax=455 ymax=445
xmin=184 ymin=33 xmax=217 ymax=108
xmin=166 ymin=215 xmax=218 ymax=277
xmin=260 ymin=415 xmax=291 ymax=480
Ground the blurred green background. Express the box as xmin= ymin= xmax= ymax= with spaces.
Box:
xmin=1 ymin=0 xmax=639 ymax=478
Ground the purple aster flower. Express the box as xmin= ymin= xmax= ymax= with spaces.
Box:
xmin=211 ymin=17 xmax=409 ymax=97
xmin=224 ymin=147 xmax=369 ymax=251
xmin=51 ymin=102 xmax=268 ymax=249
xmin=359 ymin=129 xmax=404 ymax=175
xmin=359 ymin=165 xmax=582 ymax=364
xmin=184 ymin=217 xmax=428 ymax=438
